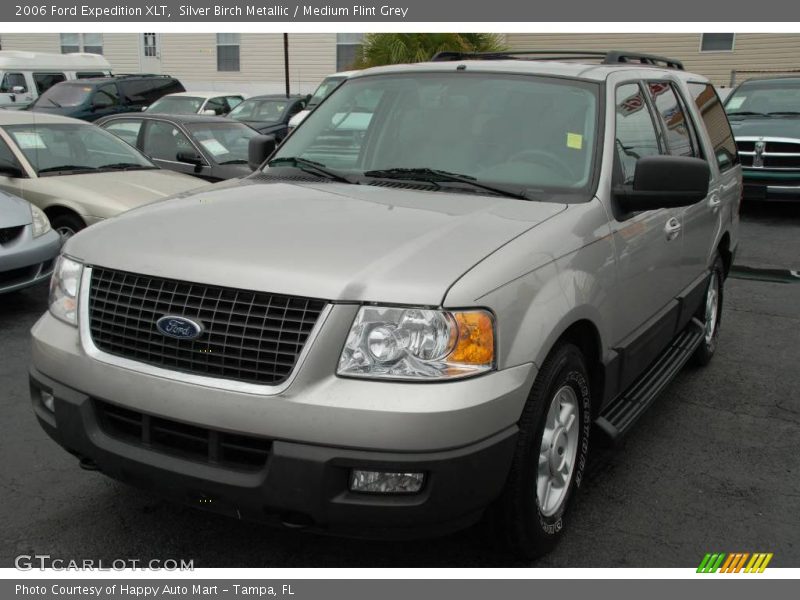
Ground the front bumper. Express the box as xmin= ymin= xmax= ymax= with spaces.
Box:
xmin=30 ymin=367 xmax=519 ymax=538
xmin=0 ymin=228 xmax=60 ymax=294
xmin=29 ymin=307 xmax=535 ymax=537
xmin=742 ymin=170 xmax=800 ymax=201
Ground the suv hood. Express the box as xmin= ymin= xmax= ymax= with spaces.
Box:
xmin=729 ymin=116 xmax=800 ymax=139
xmin=65 ymin=180 xmax=567 ymax=305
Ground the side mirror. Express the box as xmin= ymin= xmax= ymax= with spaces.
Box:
xmin=248 ymin=134 xmax=276 ymax=171
xmin=176 ymin=150 xmax=205 ymax=170
xmin=0 ymin=163 xmax=23 ymax=178
xmin=614 ymin=156 xmax=710 ymax=212
xmin=12 ymin=86 xmax=25 ymax=94
xmin=202 ymin=109 xmax=216 ymax=116
xmin=141 ymin=106 xmax=148 ymax=111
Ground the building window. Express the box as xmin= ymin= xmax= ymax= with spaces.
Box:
xmin=60 ymin=33 xmax=103 ymax=54
xmin=700 ymin=33 xmax=734 ymax=52
xmin=217 ymin=33 xmax=240 ymax=71
xmin=143 ymin=33 xmax=158 ymax=58
xmin=336 ymin=33 xmax=364 ymax=71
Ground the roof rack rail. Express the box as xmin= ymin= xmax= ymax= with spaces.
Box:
xmin=111 ymin=73 xmax=174 ymax=78
xmin=431 ymin=49 xmax=684 ymax=70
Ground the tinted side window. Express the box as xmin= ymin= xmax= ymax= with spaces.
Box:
xmin=688 ymin=83 xmax=739 ymax=172
xmin=1 ymin=73 xmax=28 ymax=93
xmin=76 ymin=71 xmax=106 ymax=79
xmin=647 ymin=82 xmax=696 ymax=157
xmin=615 ymin=83 xmax=663 ymax=184
xmin=142 ymin=120 xmax=194 ymax=161
xmin=93 ymin=84 xmax=120 ymax=107
xmin=119 ymin=78 xmax=181 ymax=105
xmin=33 ymin=72 xmax=67 ymax=94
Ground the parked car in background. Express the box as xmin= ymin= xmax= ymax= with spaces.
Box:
xmin=28 ymin=74 xmax=184 ymax=122
xmin=287 ymin=70 xmax=357 ymax=131
xmin=98 ymin=113 xmax=261 ymax=181
xmin=0 ymin=51 xmax=111 ymax=111
xmin=227 ymin=94 xmax=307 ymax=141
xmin=0 ymin=111 xmax=206 ymax=240
xmin=725 ymin=76 xmax=800 ymax=202
xmin=0 ymin=190 xmax=60 ymax=294
xmin=145 ymin=91 xmax=246 ymax=116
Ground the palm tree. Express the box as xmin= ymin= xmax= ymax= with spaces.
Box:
xmin=354 ymin=33 xmax=506 ymax=69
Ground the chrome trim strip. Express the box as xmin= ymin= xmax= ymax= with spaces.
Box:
xmin=735 ymin=136 xmax=800 ymax=144
xmin=78 ymin=266 xmax=332 ymax=396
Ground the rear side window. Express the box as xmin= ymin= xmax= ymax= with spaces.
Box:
xmin=688 ymin=83 xmax=739 ymax=172
xmin=647 ymin=82 xmax=697 ymax=157
xmin=614 ymin=83 xmax=663 ymax=184
xmin=1 ymin=73 xmax=27 ymax=93
xmin=103 ymin=119 xmax=143 ymax=147
xmin=33 ymin=72 xmax=67 ymax=94
xmin=76 ymin=71 xmax=106 ymax=79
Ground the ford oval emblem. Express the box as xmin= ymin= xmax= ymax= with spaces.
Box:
xmin=156 ymin=315 xmax=204 ymax=340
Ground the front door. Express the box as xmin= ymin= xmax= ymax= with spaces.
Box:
xmin=140 ymin=33 xmax=163 ymax=74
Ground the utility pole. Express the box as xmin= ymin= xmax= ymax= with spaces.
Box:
xmin=283 ymin=33 xmax=290 ymax=97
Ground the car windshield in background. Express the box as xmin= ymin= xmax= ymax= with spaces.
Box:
xmin=272 ymin=73 xmax=599 ymax=194
xmin=34 ymin=84 xmax=92 ymax=108
xmin=726 ymin=80 xmax=800 ymax=116
xmin=147 ymin=96 xmax=204 ymax=114
xmin=229 ymin=99 xmax=287 ymax=122
xmin=307 ymin=76 xmax=347 ymax=108
xmin=4 ymin=123 xmax=155 ymax=176
xmin=186 ymin=122 xmax=259 ymax=164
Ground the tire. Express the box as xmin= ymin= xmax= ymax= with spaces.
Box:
xmin=690 ymin=254 xmax=725 ymax=367
xmin=49 ymin=212 xmax=86 ymax=243
xmin=489 ymin=343 xmax=592 ymax=559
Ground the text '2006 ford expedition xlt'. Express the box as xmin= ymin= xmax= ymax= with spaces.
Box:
xmin=30 ymin=50 xmax=741 ymax=559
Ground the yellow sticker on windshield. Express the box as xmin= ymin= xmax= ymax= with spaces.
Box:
xmin=567 ymin=132 xmax=583 ymax=150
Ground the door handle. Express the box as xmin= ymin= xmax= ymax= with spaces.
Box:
xmin=708 ymin=194 xmax=722 ymax=210
xmin=664 ymin=217 xmax=681 ymax=241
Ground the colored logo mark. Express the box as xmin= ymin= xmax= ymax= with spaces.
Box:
xmin=697 ymin=552 xmax=773 ymax=573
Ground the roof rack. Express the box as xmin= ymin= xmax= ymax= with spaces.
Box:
xmin=111 ymin=73 xmax=174 ymax=78
xmin=430 ymin=49 xmax=684 ymax=70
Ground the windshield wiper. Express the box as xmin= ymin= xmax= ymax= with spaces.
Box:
xmin=362 ymin=167 xmax=533 ymax=200
xmin=218 ymin=158 xmax=248 ymax=165
xmin=727 ymin=111 xmax=771 ymax=118
xmin=97 ymin=162 xmax=155 ymax=171
xmin=37 ymin=165 xmax=97 ymax=175
xmin=47 ymin=98 xmax=62 ymax=108
xmin=766 ymin=111 xmax=800 ymax=116
xmin=267 ymin=156 xmax=354 ymax=183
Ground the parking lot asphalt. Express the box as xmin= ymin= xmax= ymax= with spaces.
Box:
xmin=1 ymin=202 xmax=798 ymax=569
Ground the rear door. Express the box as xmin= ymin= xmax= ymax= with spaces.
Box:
xmin=646 ymin=80 xmax=720 ymax=296
xmin=608 ymin=81 xmax=687 ymax=388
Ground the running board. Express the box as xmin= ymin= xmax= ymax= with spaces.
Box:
xmin=595 ymin=318 xmax=705 ymax=442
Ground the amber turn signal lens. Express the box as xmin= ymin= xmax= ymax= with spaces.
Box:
xmin=449 ymin=311 xmax=494 ymax=366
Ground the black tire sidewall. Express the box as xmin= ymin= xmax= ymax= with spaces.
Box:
xmin=497 ymin=343 xmax=592 ymax=557
xmin=50 ymin=213 xmax=86 ymax=239
xmin=692 ymin=254 xmax=725 ymax=365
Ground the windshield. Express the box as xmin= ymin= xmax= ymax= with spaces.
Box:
xmin=726 ymin=80 xmax=800 ymax=116
xmin=307 ymin=76 xmax=347 ymax=108
xmin=147 ymin=96 xmax=204 ymax=114
xmin=229 ymin=99 xmax=287 ymax=122
xmin=186 ymin=122 xmax=259 ymax=164
xmin=4 ymin=123 xmax=155 ymax=175
xmin=34 ymin=84 xmax=92 ymax=108
xmin=271 ymin=73 xmax=599 ymax=194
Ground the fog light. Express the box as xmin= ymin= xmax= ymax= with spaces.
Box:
xmin=349 ymin=470 xmax=425 ymax=494
xmin=41 ymin=391 xmax=55 ymax=413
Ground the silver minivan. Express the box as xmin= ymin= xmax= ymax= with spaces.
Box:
xmin=29 ymin=51 xmax=741 ymax=558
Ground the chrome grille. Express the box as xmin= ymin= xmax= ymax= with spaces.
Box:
xmin=736 ymin=138 xmax=800 ymax=169
xmin=87 ymin=266 xmax=326 ymax=386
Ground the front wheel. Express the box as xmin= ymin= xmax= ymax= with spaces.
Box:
xmin=489 ymin=343 xmax=592 ymax=559
xmin=49 ymin=213 xmax=86 ymax=244
xmin=690 ymin=254 xmax=725 ymax=367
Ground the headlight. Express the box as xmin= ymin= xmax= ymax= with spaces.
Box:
xmin=49 ymin=255 xmax=83 ymax=326
xmin=337 ymin=306 xmax=494 ymax=380
xmin=30 ymin=205 xmax=51 ymax=239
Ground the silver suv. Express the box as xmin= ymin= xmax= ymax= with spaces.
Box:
xmin=29 ymin=51 xmax=741 ymax=558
